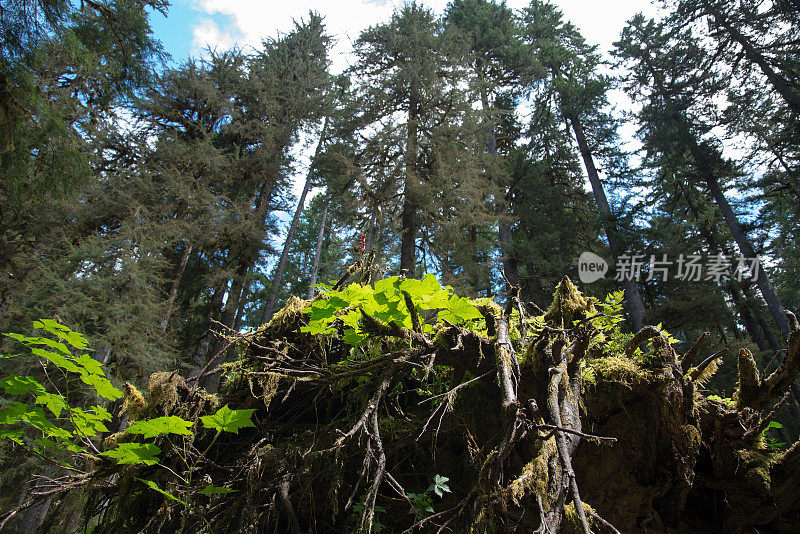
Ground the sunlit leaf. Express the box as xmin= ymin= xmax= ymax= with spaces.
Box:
xmin=0 ymin=375 xmax=45 ymax=396
xmin=200 ymin=405 xmax=256 ymax=434
xmin=102 ymin=443 xmax=161 ymax=465
xmin=125 ymin=416 xmax=194 ymax=438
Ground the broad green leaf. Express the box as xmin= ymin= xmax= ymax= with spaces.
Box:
xmin=74 ymin=354 xmax=104 ymax=376
xmin=136 ymin=478 xmax=189 ymax=507
xmin=70 ymin=407 xmax=110 ymax=437
xmin=0 ymin=375 xmax=45 ymax=395
xmin=200 ymin=405 xmax=256 ymax=434
xmin=31 ymin=347 xmax=81 ymax=374
xmin=21 ymin=408 xmax=72 ymax=439
xmin=62 ymin=330 xmax=88 ymax=350
xmin=0 ymin=402 xmax=33 ymax=425
xmin=125 ymin=416 xmax=194 ymax=438
xmin=102 ymin=443 xmax=161 ymax=465
xmin=32 ymin=320 xmax=88 ymax=350
xmin=79 ymin=372 xmax=122 ymax=400
xmin=341 ymin=329 xmax=367 ymax=347
xmin=197 ymin=485 xmax=237 ymax=495
xmin=3 ymin=334 xmax=71 ymax=355
xmin=35 ymin=392 xmax=69 ymax=418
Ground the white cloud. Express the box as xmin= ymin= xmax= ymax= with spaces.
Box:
xmin=192 ymin=18 xmax=240 ymax=53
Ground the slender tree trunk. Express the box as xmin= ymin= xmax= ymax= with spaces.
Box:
xmin=741 ymin=281 xmax=781 ymax=352
xmin=261 ymin=120 xmax=328 ymax=324
xmin=681 ymin=181 xmax=772 ymax=351
xmin=701 ymin=0 xmax=800 ymax=115
xmin=160 ymin=244 xmax=193 ymax=334
xmin=701 ymin=175 xmax=790 ymax=339
xmin=307 ymin=201 xmax=329 ymax=300
xmin=204 ymin=262 xmax=247 ymax=392
xmin=567 ymin=113 xmax=646 ymax=331
xmin=190 ymin=279 xmax=228 ymax=379
xmin=234 ymin=270 xmax=251 ymax=331
xmin=400 ymin=94 xmax=419 ymax=277
xmin=499 ymin=222 xmax=519 ymax=288
xmin=480 ymin=83 xmax=520 ymax=292
xmin=364 ymin=209 xmax=377 ymax=254
xmin=17 ymin=467 xmax=55 ymax=533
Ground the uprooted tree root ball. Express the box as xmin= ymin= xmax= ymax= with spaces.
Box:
xmin=18 ymin=274 xmax=800 ymax=533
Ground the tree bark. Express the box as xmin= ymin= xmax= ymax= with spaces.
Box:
xmin=307 ymin=201 xmax=329 ymax=301
xmin=189 ymin=278 xmax=228 ymax=380
xmin=399 ymin=93 xmax=419 ymax=277
xmin=160 ymin=244 xmax=193 ymax=334
xmin=480 ymin=83 xmax=520 ymax=293
xmin=567 ymin=113 xmax=646 ymax=331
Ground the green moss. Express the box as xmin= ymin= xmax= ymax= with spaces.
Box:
xmin=509 ymin=436 xmax=558 ymax=504
xmin=544 ymin=277 xmax=596 ymax=328
xmin=588 ymin=355 xmax=650 ymax=385
xmin=255 ymin=295 xmax=310 ymax=340
xmin=736 ymin=449 xmax=778 ymax=497
xmin=121 ymin=382 xmax=146 ymax=419
xmin=146 ymin=372 xmax=184 ymax=414
xmin=562 ymin=502 xmax=596 ymax=534
xmin=472 ymin=298 xmax=502 ymax=317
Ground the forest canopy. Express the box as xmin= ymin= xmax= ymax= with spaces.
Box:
xmin=1 ymin=0 xmax=799 ymax=532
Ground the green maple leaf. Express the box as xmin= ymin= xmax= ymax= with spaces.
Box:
xmin=102 ymin=443 xmax=161 ymax=465
xmin=3 ymin=334 xmax=71 ymax=355
xmin=31 ymin=347 xmax=81 ymax=374
xmin=35 ymin=392 xmax=69 ymax=418
xmin=200 ymin=405 xmax=256 ymax=434
xmin=0 ymin=375 xmax=45 ymax=395
xmin=125 ymin=416 xmax=194 ymax=438
xmin=74 ymin=354 xmax=104 ymax=375
xmin=79 ymin=372 xmax=122 ymax=400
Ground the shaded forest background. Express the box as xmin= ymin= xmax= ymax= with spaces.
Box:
xmin=1 ymin=0 xmax=799 ymax=529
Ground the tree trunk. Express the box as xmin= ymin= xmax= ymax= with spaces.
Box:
xmin=261 ymin=120 xmax=328 ymax=324
xmin=567 ymin=113 xmax=646 ymax=331
xmin=204 ymin=262 xmax=248 ymax=392
xmin=234 ymin=270 xmax=251 ymax=332
xmin=399 ymin=94 xmax=419 ymax=277
xmin=189 ymin=279 xmax=228 ymax=380
xmin=160 ymin=244 xmax=193 ymax=334
xmin=480 ymin=83 xmax=520 ymax=293
xmin=499 ymin=222 xmax=519 ymax=288
xmin=17 ymin=467 xmax=55 ymax=533
xmin=702 ymin=175 xmax=791 ymax=339
xmin=307 ymin=201 xmax=329 ymax=301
